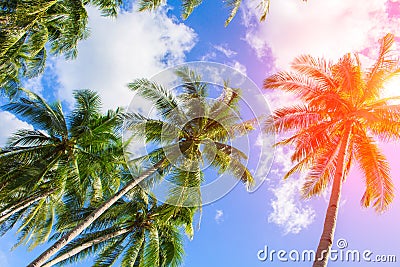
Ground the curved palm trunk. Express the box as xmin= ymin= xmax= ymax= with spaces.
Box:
xmin=312 ymin=124 xmax=352 ymax=267
xmin=41 ymin=227 xmax=134 ymax=267
xmin=28 ymin=159 xmax=164 ymax=267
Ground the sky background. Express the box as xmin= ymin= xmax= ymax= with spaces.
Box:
xmin=1 ymin=0 xmax=400 ymax=266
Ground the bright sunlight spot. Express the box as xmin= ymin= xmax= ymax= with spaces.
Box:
xmin=382 ymin=76 xmax=400 ymax=104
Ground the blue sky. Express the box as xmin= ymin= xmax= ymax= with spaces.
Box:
xmin=1 ymin=0 xmax=400 ymax=266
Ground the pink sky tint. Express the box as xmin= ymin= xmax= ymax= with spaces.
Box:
xmin=243 ymin=0 xmax=400 ymax=70
xmin=387 ymin=0 xmax=400 ymax=17
xmin=247 ymin=0 xmax=400 ymax=235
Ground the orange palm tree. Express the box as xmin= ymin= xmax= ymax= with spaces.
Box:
xmin=263 ymin=33 xmax=400 ymax=267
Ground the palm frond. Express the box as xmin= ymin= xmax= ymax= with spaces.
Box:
xmin=264 ymin=71 xmax=325 ymax=100
xmin=158 ymin=225 xmax=184 ymax=267
xmin=69 ymin=89 xmax=102 ymax=132
xmin=265 ymin=104 xmax=323 ymax=133
xmin=121 ymin=232 xmax=145 ymax=267
xmin=224 ymin=0 xmax=242 ymax=26
xmin=123 ymin=112 xmax=180 ymax=144
xmin=364 ymin=33 xmax=399 ymax=102
xmin=143 ymin=225 xmax=160 ymax=266
xmin=291 ymin=55 xmax=334 ymax=86
xmin=331 ymin=53 xmax=364 ymax=106
xmin=360 ymin=104 xmax=400 ymax=141
xmin=175 ymin=66 xmax=207 ymax=97
xmin=204 ymin=143 xmax=254 ymax=186
xmin=2 ymin=91 xmax=68 ymax=138
xmin=137 ymin=0 xmax=165 ymax=12
xmin=93 ymin=234 xmax=129 ymax=267
xmin=302 ymin=135 xmax=341 ymax=198
xmin=257 ymin=0 xmax=270 ymax=21
xmin=88 ymin=0 xmax=123 ymax=17
xmin=181 ymin=0 xmax=203 ymax=19
xmin=128 ymin=78 xmax=178 ymax=118
xmin=353 ymin=127 xmax=394 ymax=212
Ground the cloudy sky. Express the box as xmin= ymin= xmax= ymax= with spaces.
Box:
xmin=1 ymin=0 xmax=400 ymax=266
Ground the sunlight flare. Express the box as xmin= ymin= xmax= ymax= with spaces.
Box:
xmin=382 ymin=76 xmax=400 ymax=104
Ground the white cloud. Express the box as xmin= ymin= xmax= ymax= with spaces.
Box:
xmin=22 ymin=76 xmax=43 ymax=94
xmin=264 ymin=138 xmax=346 ymax=234
xmin=199 ymin=44 xmax=246 ymax=75
xmin=54 ymin=6 xmax=197 ymax=111
xmin=268 ymin=176 xmax=316 ymax=234
xmin=253 ymin=132 xmax=275 ymax=183
xmin=0 ymin=112 xmax=32 ymax=147
xmin=243 ymin=0 xmax=400 ymax=69
xmin=200 ymin=51 xmax=217 ymax=61
xmin=214 ymin=44 xmax=237 ymax=58
xmin=215 ymin=209 xmax=224 ymax=224
xmin=260 ymin=143 xmax=316 ymax=234
xmin=228 ymin=60 xmax=247 ymax=75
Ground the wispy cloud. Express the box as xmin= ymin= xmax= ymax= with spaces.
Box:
xmin=228 ymin=60 xmax=247 ymax=75
xmin=200 ymin=44 xmax=245 ymax=74
xmin=0 ymin=112 xmax=32 ymax=147
xmin=214 ymin=44 xmax=237 ymax=58
xmin=53 ymin=5 xmax=197 ymax=111
xmin=242 ymin=0 xmax=400 ymax=69
xmin=261 ymin=144 xmax=316 ymax=234
xmin=268 ymin=176 xmax=316 ymax=235
xmin=253 ymin=132 xmax=275 ymax=184
xmin=22 ymin=76 xmax=43 ymax=95
xmin=215 ymin=210 xmax=224 ymax=224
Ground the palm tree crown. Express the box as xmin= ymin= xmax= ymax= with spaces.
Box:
xmin=264 ymin=33 xmax=400 ymax=267
xmin=0 ymin=89 xmax=123 ymax=249
xmin=265 ymin=33 xmax=399 ymax=211
xmin=0 ymin=0 xmax=123 ymax=97
xmin=125 ymin=67 xmax=254 ymax=207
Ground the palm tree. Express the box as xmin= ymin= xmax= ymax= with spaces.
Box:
xmin=263 ymin=33 xmax=400 ymax=267
xmin=41 ymin=185 xmax=195 ymax=267
xmin=27 ymin=67 xmax=254 ymax=266
xmin=0 ymin=89 xmax=124 ymax=249
xmin=138 ymin=0 xmax=274 ymax=26
xmin=0 ymin=0 xmax=122 ymax=97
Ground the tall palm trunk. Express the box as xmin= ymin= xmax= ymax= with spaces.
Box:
xmin=312 ymin=123 xmax=352 ymax=267
xmin=28 ymin=159 xmax=164 ymax=267
xmin=41 ymin=227 xmax=134 ymax=267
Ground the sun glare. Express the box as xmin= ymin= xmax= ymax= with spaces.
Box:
xmin=382 ymin=76 xmax=400 ymax=104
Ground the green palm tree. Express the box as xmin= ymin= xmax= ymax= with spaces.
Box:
xmin=138 ymin=0 xmax=274 ymax=26
xmin=263 ymin=33 xmax=400 ymax=267
xmin=41 ymin=185 xmax=195 ymax=267
xmin=0 ymin=0 xmax=122 ymax=97
xmin=0 ymin=89 xmax=124 ymax=249
xmin=28 ymin=67 xmax=254 ymax=266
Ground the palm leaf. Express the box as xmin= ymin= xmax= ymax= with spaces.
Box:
xmin=353 ymin=127 xmax=394 ymax=212
xmin=181 ymin=0 xmax=203 ymax=19
xmin=137 ymin=0 xmax=165 ymax=12
xmin=224 ymin=0 xmax=242 ymax=26
xmin=128 ymin=79 xmax=178 ymax=118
